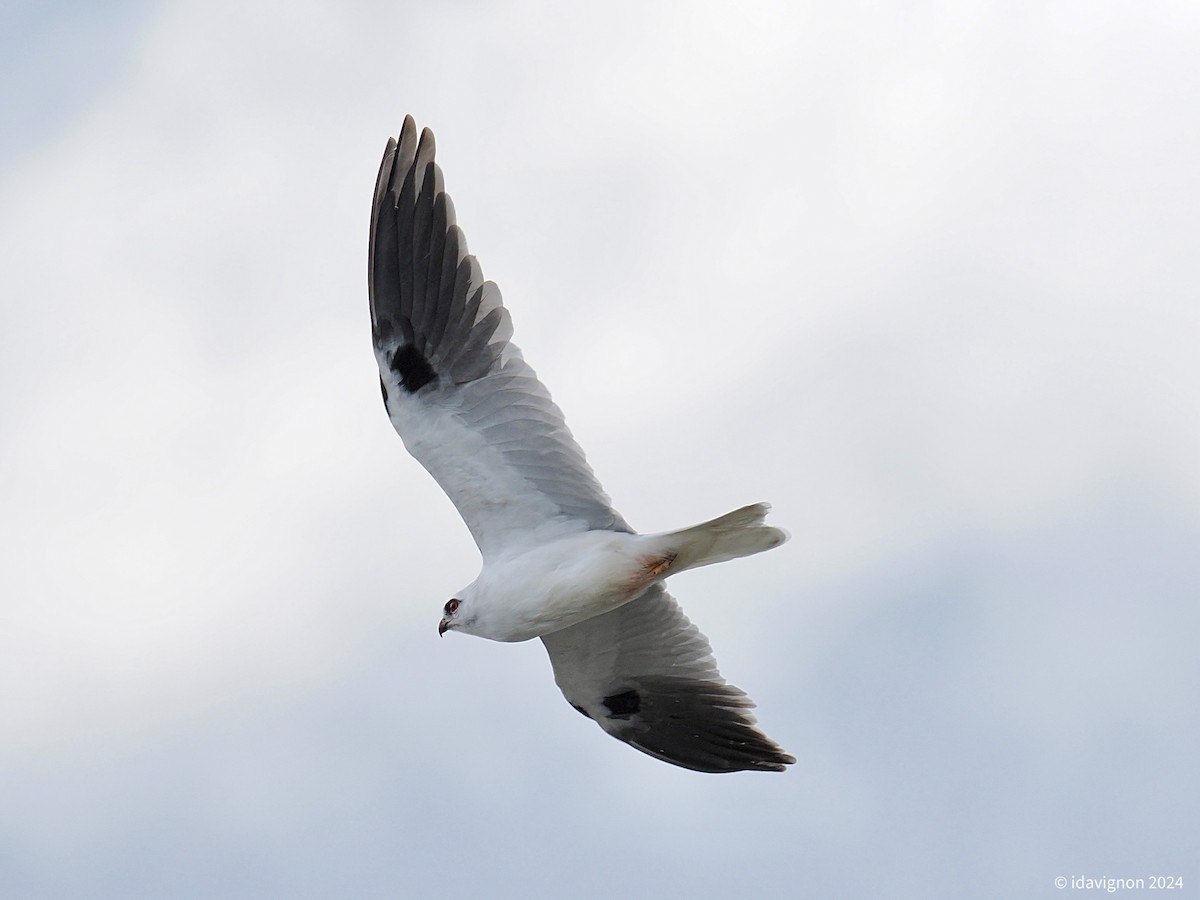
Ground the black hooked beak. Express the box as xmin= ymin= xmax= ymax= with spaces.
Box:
xmin=438 ymin=618 xmax=448 ymax=637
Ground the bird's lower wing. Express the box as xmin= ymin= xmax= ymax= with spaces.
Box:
xmin=541 ymin=584 xmax=795 ymax=773
xmin=370 ymin=117 xmax=626 ymax=558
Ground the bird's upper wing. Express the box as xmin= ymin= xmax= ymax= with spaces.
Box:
xmin=540 ymin=584 xmax=795 ymax=773
xmin=369 ymin=117 xmax=627 ymax=559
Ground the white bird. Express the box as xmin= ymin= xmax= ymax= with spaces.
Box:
xmin=369 ymin=117 xmax=795 ymax=773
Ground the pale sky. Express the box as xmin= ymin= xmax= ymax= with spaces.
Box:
xmin=2 ymin=2 xmax=1198 ymax=897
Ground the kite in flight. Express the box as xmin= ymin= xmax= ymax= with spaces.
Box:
xmin=368 ymin=117 xmax=794 ymax=773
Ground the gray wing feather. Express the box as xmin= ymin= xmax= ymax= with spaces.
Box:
xmin=541 ymin=584 xmax=796 ymax=773
xmin=369 ymin=117 xmax=628 ymax=558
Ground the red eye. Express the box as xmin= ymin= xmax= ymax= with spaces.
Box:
xmin=444 ymin=598 xmax=460 ymax=615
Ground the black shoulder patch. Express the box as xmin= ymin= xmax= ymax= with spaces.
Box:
xmin=602 ymin=689 xmax=641 ymax=718
xmin=571 ymin=703 xmax=593 ymax=720
xmin=379 ymin=376 xmax=389 ymax=407
xmin=390 ymin=344 xmax=437 ymax=393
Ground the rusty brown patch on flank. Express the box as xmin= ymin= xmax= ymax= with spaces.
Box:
xmin=645 ymin=552 xmax=676 ymax=579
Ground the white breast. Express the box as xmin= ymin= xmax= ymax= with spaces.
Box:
xmin=469 ymin=530 xmax=652 ymax=642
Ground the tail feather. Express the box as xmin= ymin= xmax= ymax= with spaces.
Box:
xmin=657 ymin=503 xmax=787 ymax=574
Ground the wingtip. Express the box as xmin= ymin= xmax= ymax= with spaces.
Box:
xmin=631 ymin=737 xmax=796 ymax=774
xmin=417 ymin=125 xmax=436 ymax=164
xmin=399 ymin=114 xmax=417 ymax=142
xmin=601 ymin=677 xmax=797 ymax=774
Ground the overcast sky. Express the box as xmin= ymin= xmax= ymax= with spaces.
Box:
xmin=2 ymin=1 xmax=1198 ymax=897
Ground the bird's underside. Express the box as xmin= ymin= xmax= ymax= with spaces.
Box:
xmin=368 ymin=115 xmax=794 ymax=773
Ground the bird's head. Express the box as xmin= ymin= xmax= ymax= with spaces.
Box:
xmin=438 ymin=597 xmax=462 ymax=637
xmin=439 ymin=586 xmax=484 ymax=638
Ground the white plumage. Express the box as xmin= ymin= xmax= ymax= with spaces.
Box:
xmin=369 ymin=117 xmax=794 ymax=773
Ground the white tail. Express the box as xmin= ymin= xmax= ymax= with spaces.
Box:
xmin=653 ymin=503 xmax=788 ymax=575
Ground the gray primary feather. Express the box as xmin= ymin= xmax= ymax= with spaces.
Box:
xmin=369 ymin=117 xmax=794 ymax=773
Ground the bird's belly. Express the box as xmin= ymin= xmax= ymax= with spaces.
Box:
xmin=486 ymin=533 xmax=662 ymax=641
